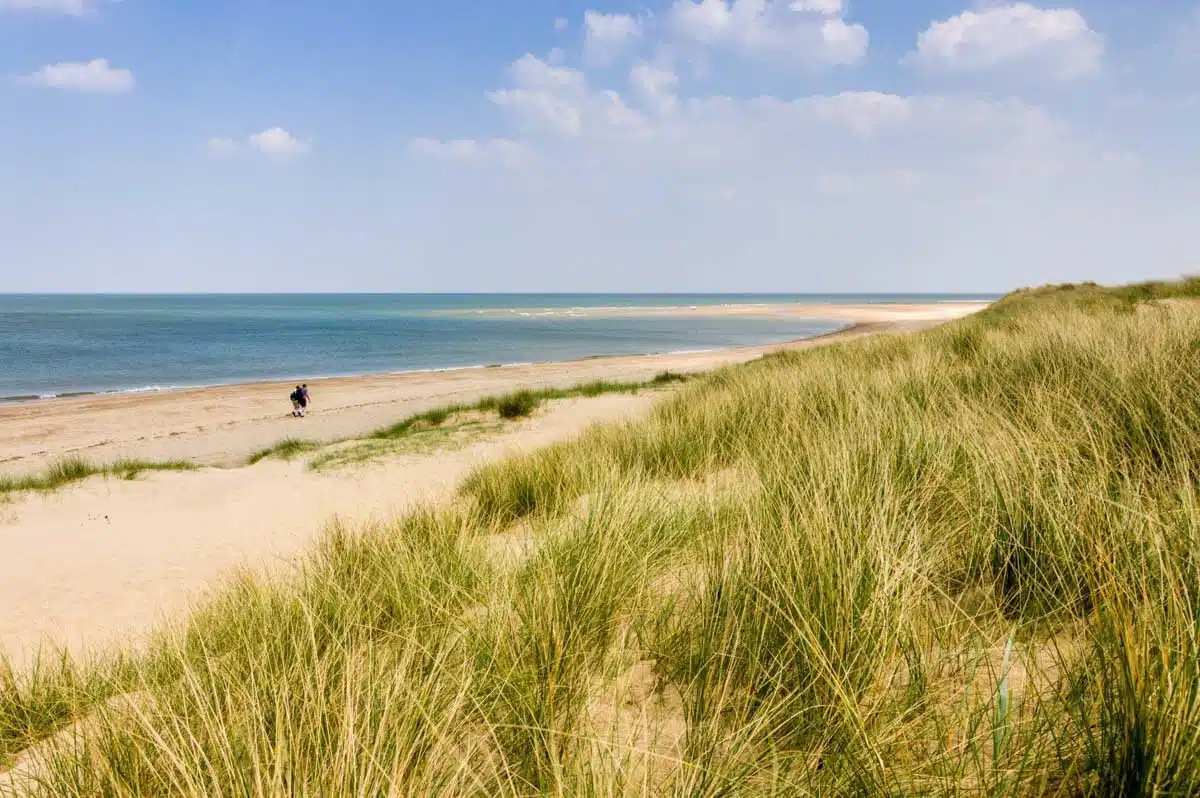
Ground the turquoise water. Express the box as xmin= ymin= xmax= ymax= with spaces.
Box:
xmin=0 ymin=294 xmax=993 ymax=400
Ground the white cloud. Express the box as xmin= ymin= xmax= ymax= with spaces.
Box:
xmin=408 ymin=44 xmax=1156 ymax=292
xmin=486 ymin=54 xmax=590 ymax=136
xmin=410 ymin=137 xmax=527 ymax=168
xmin=21 ymin=59 xmax=133 ymax=93
xmin=210 ymin=129 xmax=311 ymax=160
xmin=791 ymin=0 xmax=841 ymax=15
xmin=0 ymin=0 xmax=92 ymax=15
xmin=488 ymin=88 xmax=585 ymax=136
xmin=426 ymin=56 xmax=1095 ymax=181
xmin=806 ymin=91 xmax=912 ymax=137
xmin=630 ymin=61 xmax=679 ymax=112
xmin=584 ymin=10 xmax=644 ymax=64
xmin=405 ymin=5 xmax=1158 ymax=294
xmin=507 ymin=53 xmax=587 ymax=92
xmin=247 ymin=128 xmax=310 ymax=159
xmin=554 ymin=16 xmax=569 ymax=31
xmin=585 ymin=12 xmax=642 ymax=41
xmin=669 ymin=0 xmax=868 ymax=65
xmin=820 ymin=18 xmax=870 ymax=65
xmin=419 ymin=11 xmax=1108 ymax=179
xmin=599 ymin=89 xmax=651 ymax=135
xmin=484 ymin=53 xmax=673 ymax=141
xmin=909 ymin=3 xmax=1103 ymax=80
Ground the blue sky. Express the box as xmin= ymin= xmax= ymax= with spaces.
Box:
xmin=1 ymin=0 xmax=1197 ymax=292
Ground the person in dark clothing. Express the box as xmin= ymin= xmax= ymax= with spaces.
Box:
xmin=290 ymin=386 xmax=303 ymax=417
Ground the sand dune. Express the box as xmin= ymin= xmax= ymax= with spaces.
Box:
xmin=0 ymin=395 xmax=654 ymax=665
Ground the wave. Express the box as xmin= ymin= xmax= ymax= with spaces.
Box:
xmin=0 ymin=391 xmax=97 ymax=403
xmin=665 ymin=348 xmax=723 ymax=356
xmin=113 ymin=385 xmax=174 ymax=394
xmin=0 ymin=385 xmax=176 ymax=404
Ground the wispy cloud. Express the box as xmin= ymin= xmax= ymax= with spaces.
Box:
xmin=0 ymin=0 xmax=94 ymax=15
xmin=410 ymin=137 xmax=528 ymax=168
xmin=21 ymin=59 xmax=134 ymax=93
xmin=208 ymin=129 xmax=312 ymax=161
xmin=584 ymin=10 xmax=645 ymax=65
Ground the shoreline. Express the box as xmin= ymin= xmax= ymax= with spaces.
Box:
xmin=0 ymin=333 xmax=844 ymax=406
xmin=0 ymin=303 xmax=988 ymax=477
xmin=0 ymin=300 xmax=987 ymax=405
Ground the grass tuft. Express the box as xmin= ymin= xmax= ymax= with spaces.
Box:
xmin=0 ymin=457 xmax=195 ymax=497
xmin=495 ymin=390 xmax=540 ymax=419
xmin=650 ymin=370 xmax=690 ymax=386
xmin=246 ymin=438 xmax=322 ymax=465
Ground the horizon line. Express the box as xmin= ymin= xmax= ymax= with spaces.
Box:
xmin=0 ymin=290 xmax=1006 ymax=297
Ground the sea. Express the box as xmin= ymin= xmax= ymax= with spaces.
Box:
xmin=0 ymin=294 xmax=995 ymax=402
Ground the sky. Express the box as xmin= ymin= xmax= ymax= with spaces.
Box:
xmin=1 ymin=0 xmax=1197 ymax=293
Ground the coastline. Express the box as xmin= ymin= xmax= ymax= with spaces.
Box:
xmin=0 ymin=302 xmax=988 ymax=477
xmin=0 ymin=326 xmax=848 ymax=405
xmin=0 ymin=332 xmax=849 ymax=405
xmin=0 ymin=300 xmax=987 ymax=405
xmin=0 ymin=340 xmax=822 ymax=405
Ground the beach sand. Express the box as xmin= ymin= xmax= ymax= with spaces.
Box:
xmin=0 ymin=301 xmax=987 ymax=665
xmin=0 ymin=394 xmax=655 ymax=666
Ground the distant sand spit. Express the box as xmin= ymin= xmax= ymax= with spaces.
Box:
xmin=457 ymin=300 xmax=989 ymax=321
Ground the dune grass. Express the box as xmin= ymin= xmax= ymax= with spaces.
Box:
xmin=245 ymin=438 xmax=323 ymax=466
xmin=248 ymin=370 xmax=693 ymax=468
xmin=4 ymin=280 xmax=1200 ymax=794
xmin=373 ymin=371 xmax=691 ymax=436
xmin=309 ymin=416 xmax=506 ymax=471
xmin=494 ymin=390 xmax=541 ymax=420
xmin=0 ymin=457 xmax=195 ymax=498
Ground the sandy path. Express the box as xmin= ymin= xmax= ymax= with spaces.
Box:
xmin=0 ymin=303 xmax=987 ymax=477
xmin=0 ymin=394 xmax=652 ymax=665
xmin=0 ymin=302 xmax=988 ymax=665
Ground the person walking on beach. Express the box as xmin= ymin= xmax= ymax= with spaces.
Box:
xmin=290 ymin=385 xmax=303 ymax=417
xmin=299 ymin=384 xmax=310 ymax=417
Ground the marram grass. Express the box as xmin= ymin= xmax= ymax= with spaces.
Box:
xmin=0 ymin=457 xmax=195 ymax=497
xmin=246 ymin=370 xmax=693 ymax=467
xmin=3 ymin=279 xmax=1200 ymax=795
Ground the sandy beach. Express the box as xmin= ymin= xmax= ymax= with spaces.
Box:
xmin=0 ymin=301 xmax=986 ymax=665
